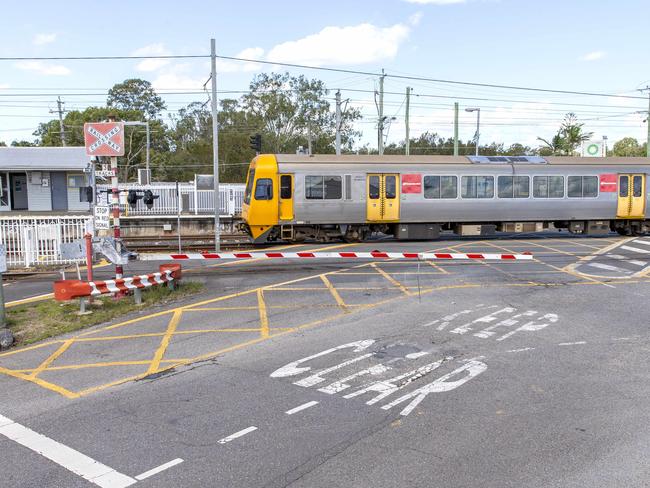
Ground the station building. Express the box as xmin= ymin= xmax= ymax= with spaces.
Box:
xmin=0 ymin=147 xmax=91 ymax=213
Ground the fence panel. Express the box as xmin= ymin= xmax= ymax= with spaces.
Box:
xmin=0 ymin=216 xmax=90 ymax=268
xmin=96 ymin=183 xmax=245 ymax=216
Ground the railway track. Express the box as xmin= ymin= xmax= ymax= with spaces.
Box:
xmin=123 ymin=234 xmax=253 ymax=251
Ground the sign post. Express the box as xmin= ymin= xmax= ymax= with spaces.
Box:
xmin=84 ymin=120 xmax=125 ymax=282
xmin=0 ymin=244 xmax=13 ymax=349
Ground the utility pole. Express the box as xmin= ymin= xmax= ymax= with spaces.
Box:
xmin=50 ymin=96 xmax=67 ymax=146
xmin=210 ymin=38 xmax=221 ymax=252
xmin=377 ymin=69 xmax=386 ymax=155
xmin=405 ymin=87 xmax=411 ymax=156
xmin=335 ymin=90 xmax=342 ymax=156
xmin=107 ymin=115 xmax=122 ymax=281
xmin=453 ymin=102 xmax=459 ymax=156
xmin=642 ymin=86 xmax=650 ymax=158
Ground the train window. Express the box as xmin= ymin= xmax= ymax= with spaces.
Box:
xmin=385 ymin=176 xmax=396 ymax=199
xmin=324 ymin=176 xmax=342 ymax=199
xmin=568 ymin=176 xmax=598 ymax=198
xmin=619 ymin=176 xmax=629 ymax=197
xmin=244 ymin=169 xmax=256 ymax=205
xmin=498 ymin=176 xmax=529 ymax=198
xmin=306 ymin=176 xmax=342 ymax=199
xmin=462 ymin=176 xmax=494 ymax=199
xmin=534 ymin=176 xmax=564 ymax=198
xmin=633 ymin=175 xmax=643 ymax=197
xmin=254 ymin=178 xmax=273 ymax=200
xmin=424 ymin=176 xmax=457 ymax=199
xmin=369 ymin=176 xmax=380 ymax=199
xmin=280 ymin=175 xmax=292 ymax=199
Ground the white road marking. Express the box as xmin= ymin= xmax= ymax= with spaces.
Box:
xmin=285 ymin=401 xmax=319 ymax=415
xmin=496 ymin=313 xmax=558 ymax=341
xmin=621 ymin=245 xmax=650 ymax=254
xmin=135 ymin=459 xmax=184 ymax=481
xmin=405 ymin=351 xmax=430 ymax=359
xmin=631 ymin=239 xmax=650 ymax=246
xmin=294 ymin=353 xmax=374 ymax=388
xmin=217 ymin=426 xmax=257 ymax=444
xmin=450 ymin=307 xmax=516 ymax=335
xmin=558 ymin=341 xmax=587 ymax=346
xmin=506 ymin=347 xmax=535 ymax=353
xmin=586 ymin=262 xmax=631 ymax=273
xmin=318 ymin=364 xmax=390 ymax=394
xmin=0 ymin=414 xmax=136 ymax=488
xmin=606 ymin=254 xmax=646 ymax=266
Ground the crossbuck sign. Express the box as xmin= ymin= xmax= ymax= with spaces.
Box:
xmin=84 ymin=122 xmax=125 ymax=157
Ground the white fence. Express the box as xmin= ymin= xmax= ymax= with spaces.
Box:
xmin=0 ymin=216 xmax=91 ymax=268
xmin=96 ymin=183 xmax=245 ymax=216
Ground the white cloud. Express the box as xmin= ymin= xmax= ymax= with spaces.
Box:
xmin=32 ymin=33 xmax=57 ymax=45
xmin=580 ymin=51 xmax=605 ymax=61
xmin=151 ymin=63 xmax=205 ymax=91
xmin=266 ymin=21 xmax=413 ymax=66
xmin=405 ymin=0 xmax=465 ymax=4
xmin=15 ymin=61 xmax=70 ymax=76
xmin=132 ymin=43 xmax=171 ymax=71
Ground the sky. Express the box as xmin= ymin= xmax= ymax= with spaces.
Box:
xmin=1 ymin=0 xmax=649 ymax=151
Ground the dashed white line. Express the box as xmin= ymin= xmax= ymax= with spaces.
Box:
xmin=285 ymin=401 xmax=319 ymax=415
xmin=586 ymin=262 xmax=630 ymax=273
xmin=620 ymin=245 xmax=650 ymax=254
xmin=135 ymin=458 xmax=184 ymax=481
xmin=506 ymin=347 xmax=535 ymax=353
xmin=558 ymin=341 xmax=587 ymax=346
xmin=0 ymin=414 xmax=136 ymax=488
xmin=217 ymin=426 xmax=257 ymax=444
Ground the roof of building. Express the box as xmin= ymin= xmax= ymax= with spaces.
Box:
xmin=0 ymin=147 xmax=89 ymax=171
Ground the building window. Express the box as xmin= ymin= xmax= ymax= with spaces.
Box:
xmin=254 ymin=178 xmax=273 ymax=200
xmin=67 ymin=174 xmax=86 ymax=188
xmin=498 ymin=176 xmax=530 ymax=198
xmin=306 ymin=176 xmax=342 ymax=199
xmin=424 ymin=176 xmax=458 ymax=199
xmin=568 ymin=176 xmax=598 ymax=198
xmin=461 ymin=176 xmax=494 ymax=198
xmin=533 ymin=176 xmax=564 ymax=198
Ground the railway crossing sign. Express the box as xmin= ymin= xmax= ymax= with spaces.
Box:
xmin=93 ymin=205 xmax=111 ymax=230
xmin=84 ymin=122 xmax=125 ymax=157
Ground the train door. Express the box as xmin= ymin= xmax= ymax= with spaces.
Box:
xmin=279 ymin=174 xmax=294 ymax=221
xmin=366 ymin=174 xmax=400 ymax=222
xmin=617 ymin=174 xmax=646 ymax=219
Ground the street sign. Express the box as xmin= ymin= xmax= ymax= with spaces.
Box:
xmin=60 ymin=240 xmax=86 ymax=260
xmin=84 ymin=122 xmax=125 ymax=157
xmin=94 ymin=205 xmax=111 ymax=230
xmin=95 ymin=169 xmax=116 ymax=177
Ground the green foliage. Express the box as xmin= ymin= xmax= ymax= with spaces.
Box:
xmin=10 ymin=140 xmax=38 ymax=147
xmin=611 ymin=137 xmax=646 ymax=156
xmin=537 ymin=113 xmax=593 ymax=155
xmin=107 ymin=79 xmax=166 ymax=119
xmin=383 ymin=132 xmax=535 ymax=156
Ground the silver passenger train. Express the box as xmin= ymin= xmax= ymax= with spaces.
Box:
xmin=240 ymin=154 xmax=649 ymax=242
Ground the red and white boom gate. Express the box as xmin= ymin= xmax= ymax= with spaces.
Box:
xmin=138 ymin=251 xmax=533 ymax=261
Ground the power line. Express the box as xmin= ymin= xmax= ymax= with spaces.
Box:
xmin=0 ymin=53 xmax=646 ymax=100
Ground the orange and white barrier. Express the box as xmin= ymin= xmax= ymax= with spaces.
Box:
xmin=139 ymin=251 xmax=533 ymax=261
xmin=54 ymin=264 xmax=181 ymax=301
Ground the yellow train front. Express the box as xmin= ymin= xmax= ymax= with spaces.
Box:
xmin=241 ymin=153 xmax=650 ymax=243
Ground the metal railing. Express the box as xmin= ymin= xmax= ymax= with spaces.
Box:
xmin=96 ymin=183 xmax=245 ymax=216
xmin=0 ymin=216 xmax=91 ymax=268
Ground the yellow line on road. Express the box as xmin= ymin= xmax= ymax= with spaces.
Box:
xmin=27 ymin=338 xmax=76 ymax=379
xmin=0 ymin=366 xmax=79 ymax=399
xmin=371 ymin=263 xmax=411 ymax=296
xmin=257 ymin=289 xmax=270 ymax=338
xmin=5 ymin=293 xmax=54 ymax=308
xmin=320 ymin=275 xmax=349 ymax=312
xmin=147 ymin=309 xmax=183 ymax=374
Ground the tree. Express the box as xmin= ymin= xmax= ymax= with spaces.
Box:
xmin=537 ymin=113 xmax=593 ymax=155
xmin=0 ymin=141 xmax=6 ymax=147
xmin=107 ymin=79 xmax=166 ymax=119
xmin=10 ymin=140 xmax=37 ymax=147
xmin=611 ymin=137 xmax=645 ymax=157
xmin=242 ymin=72 xmax=360 ymax=153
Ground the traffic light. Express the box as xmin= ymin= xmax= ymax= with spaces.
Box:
xmin=127 ymin=190 xmax=142 ymax=209
xmin=142 ymin=190 xmax=159 ymax=209
xmin=249 ymin=133 xmax=262 ymax=153
xmin=79 ymin=186 xmax=94 ymax=203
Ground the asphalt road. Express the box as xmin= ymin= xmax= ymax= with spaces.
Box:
xmin=0 ymin=233 xmax=648 ymax=488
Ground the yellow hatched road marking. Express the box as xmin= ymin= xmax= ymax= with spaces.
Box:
xmin=320 ymin=275 xmax=348 ymax=312
xmin=257 ymin=289 xmax=270 ymax=338
xmin=147 ymin=310 xmax=183 ymax=374
xmin=28 ymin=338 xmax=76 ymax=379
xmin=371 ymin=263 xmax=411 ymax=296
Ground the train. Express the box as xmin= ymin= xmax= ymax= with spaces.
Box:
xmin=239 ymin=154 xmax=650 ymax=243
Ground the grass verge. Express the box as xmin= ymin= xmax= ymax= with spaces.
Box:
xmin=6 ymin=281 xmax=204 ymax=346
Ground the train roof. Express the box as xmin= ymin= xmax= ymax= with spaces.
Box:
xmin=273 ymin=154 xmax=650 ymax=166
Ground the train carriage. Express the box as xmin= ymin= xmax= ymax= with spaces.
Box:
xmin=240 ymin=154 xmax=650 ymax=243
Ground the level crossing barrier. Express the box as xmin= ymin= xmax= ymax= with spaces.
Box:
xmin=53 ymin=264 xmax=182 ymax=301
xmin=138 ymin=251 xmax=534 ymax=261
